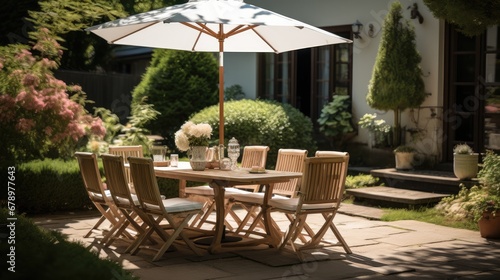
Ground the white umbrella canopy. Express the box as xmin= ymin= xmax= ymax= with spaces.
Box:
xmin=86 ymin=0 xmax=351 ymax=144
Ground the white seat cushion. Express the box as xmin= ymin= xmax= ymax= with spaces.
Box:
xmin=163 ymin=198 xmax=203 ymax=213
xmin=226 ymin=188 xmax=254 ymax=194
xmin=228 ymin=192 xmax=264 ymax=204
xmin=114 ymin=193 xmax=140 ymax=206
xmin=89 ymin=190 xmax=110 ymax=202
xmin=269 ymin=198 xmax=336 ymax=211
xmin=184 ymin=185 xmax=214 ymax=196
xmin=228 ymin=192 xmax=290 ymax=204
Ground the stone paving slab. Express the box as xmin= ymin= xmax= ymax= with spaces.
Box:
xmin=32 ymin=205 xmax=500 ymax=279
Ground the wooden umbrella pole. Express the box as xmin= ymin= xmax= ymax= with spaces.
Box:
xmin=218 ymin=25 xmax=225 ymax=145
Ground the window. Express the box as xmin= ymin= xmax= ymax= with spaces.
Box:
xmin=257 ymin=26 xmax=352 ymax=122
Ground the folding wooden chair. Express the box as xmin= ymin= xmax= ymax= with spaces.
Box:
xmin=128 ymin=156 xmax=205 ymax=261
xmin=108 ymin=145 xmax=143 ymax=193
xmin=186 ymin=146 xmax=270 ymax=229
xmin=75 ymin=152 xmax=126 ymax=241
xmin=225 ymin=149 xmax=307 ymax=237
xmin=101 ymin=154 xmax=151 ymax=251
xmin=270 ymin=155 xmax=352 ymax=261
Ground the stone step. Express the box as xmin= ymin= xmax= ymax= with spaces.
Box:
xmin=370 ymin=168 xmax=478 ymax=194
xmin=346 ymin=186 xmax=451 ymax=206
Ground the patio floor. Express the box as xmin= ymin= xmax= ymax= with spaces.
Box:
xmin=32 ymin=204 xmax=500 ymax=279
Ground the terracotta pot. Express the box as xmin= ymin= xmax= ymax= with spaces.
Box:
xmin=395 ymin=152 xmax=414 ymax=170
xmin=478 ymin=211 xmax=500 ymax=239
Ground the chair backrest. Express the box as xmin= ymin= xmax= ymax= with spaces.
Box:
xmin=75 ymin=152 xmax=106 ymax=201
xmin=108 ymin=145 xmax=144 ymax=163
xmin=108 ymin=145 xmax=143 ymax=185
xmin=101 ymin=154 xmax=134 ymax=208
xmin=299 ymin=154 xmax=349 ymax=207
xmin=315 ymin=150 xmax=348 ymax=157
xmin=240 ymin=146 xmax=269 ymax=168
xmin=272 ymin=149 xmax=308 ymax=197
xmin=235 ymin=145 xmax=270 ymax=192
xmin=128 ymin=156 xmax=164 ymax=215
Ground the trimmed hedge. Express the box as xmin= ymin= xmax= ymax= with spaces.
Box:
xmin=0 ymin=209 xmax=137 ymax=280
xmin=17 ymin=159 xmax=91 ymax=214
xmin=15 ymin=158 xmax=195 ymax=214
xmin=190 ymin=99 xmax=317 ymax=168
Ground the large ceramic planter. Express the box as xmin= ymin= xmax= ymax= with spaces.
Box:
xmin=453 ymin=153 xmax=478 ymax=180
xmin=478 ymin=211 xmax=500 ymax=239
xmin=189 ymin=146 xmax=208 ymax=171
xmin=395 ymin=152 xmax=414 ymax=170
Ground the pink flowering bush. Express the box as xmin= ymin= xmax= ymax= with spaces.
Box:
xmin=0 ymin=29 xmax=106 ymax=162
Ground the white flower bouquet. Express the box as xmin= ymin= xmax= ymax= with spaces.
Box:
xmin=174 ymin=121 xmax=213 ymax=151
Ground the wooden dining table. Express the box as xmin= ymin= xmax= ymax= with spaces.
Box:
xmin=153 ymin=163 xmax=302 ymax=253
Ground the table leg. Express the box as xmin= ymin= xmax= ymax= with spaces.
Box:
xmin=208 ymin=180 xmax=225 ymax=253
xmin=261 ymin=183 xmax=281 ymax=247
xmin=178 ymin=179 xmax=187 ymax=198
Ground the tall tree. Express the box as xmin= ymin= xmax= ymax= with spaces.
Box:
xmin=424 ymin=0 xmax=500 ymax=37
xmin=367 ymin=1 xmax=427 ymax=146
xmin=132 ymin=49 xmax=218 ymax=150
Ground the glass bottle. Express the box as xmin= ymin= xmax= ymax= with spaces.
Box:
xmin=227 ymin=137 xmax=240 ymax=170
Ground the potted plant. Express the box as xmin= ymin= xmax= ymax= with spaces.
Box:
xmin=317 ymin=95 xmax=355 ymax=148
xmin=437 ymin=151 xmax=500 ymax=238
xmin=453 ymin=143 xmax=479 ymax=180
xmin=467 ymin=150 xmax=500 ymax=238
xmin=366 ymin=2 xmax=427 ymax=146
xmin=472 ymin=194 xmax=500 ymax=238
xmin=358 ymin=113 xmax=392 ymax=148
xmin=393 ymin=145 xmax=416 ymax=170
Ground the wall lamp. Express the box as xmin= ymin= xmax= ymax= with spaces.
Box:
xmin=352 ymin=20 xmax=363 ymax=39
xmin=408 ymin=3 xmax=424 ymax=24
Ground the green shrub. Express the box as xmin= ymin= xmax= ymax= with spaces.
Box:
xmin=317 ymin=95 xmax=354 ymax=148
xmin=0 ymin=209 xmax=137 ymax=280
xmin=14 ymin=158 xmax=188 ymax=214
xmin=345 ymin=174 xmax=380 ymax=189
xmin=16 ymin=159 xmax=92 ymax=214
xmin=189 ymin=99 xmax=317 ymax=168
xmin=132 ymin=49 xmax=219 ymax=150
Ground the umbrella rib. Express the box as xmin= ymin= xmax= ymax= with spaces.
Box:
xmin=225 ymin=25 xmax=257 ymax=38
xmin=109 ymin=22 xmax=159 ymax=44
xmin=251 ymin=29 xmax=279 ymax=53
xmin=181 ymin=22 xmax=218 ymax=38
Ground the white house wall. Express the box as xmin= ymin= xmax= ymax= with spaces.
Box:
xmin=226 ymin=0 xmax=444 ymax=159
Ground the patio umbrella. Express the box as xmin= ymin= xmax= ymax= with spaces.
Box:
xmin=86 ymin=0 xmax=351 ymax=145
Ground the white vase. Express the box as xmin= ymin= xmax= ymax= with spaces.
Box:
xmin=189 ymin=146 xmax=208 ymax=171
xmin=453 ymin=153 xmax=478 ymax=180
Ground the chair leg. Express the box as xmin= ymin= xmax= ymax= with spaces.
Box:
xmin=324 ymin=213 xmax=352 ymax=254
xmin=284 ymin=213 xmax=312 ymax=243
xmin=104 ymin=210 xmax=144 ymax=247
xmin=130 ymin=215 xmax=163 ymax=255
xmin=101 ymin=215 xmax=128 ymax=244
xmin=84 ymin=215 xmax=106 ymax=238
xmin=86 ymin=203 xmax=123 ymax=239
xmin=191 ymin=200 xmax=215 ymax=228
xmin=152 ymin=212 xmax=205 ymax=262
